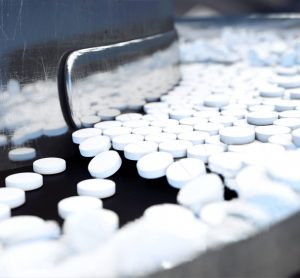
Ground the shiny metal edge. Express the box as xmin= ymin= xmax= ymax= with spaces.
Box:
xmin=60 ymin=30 xmax=180 ymax=129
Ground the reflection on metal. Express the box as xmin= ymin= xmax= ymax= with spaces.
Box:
xmin=0 ymin=74 xmax=71 ymax=169
xmin=62 ymin=30 xmax=180 ymax=129
xmin=0 ymin=31 xmax=179 ymax=171
xmin=0 ymin=0 xmax=177 ymax=171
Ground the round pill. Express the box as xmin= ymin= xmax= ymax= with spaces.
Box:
xmin=169 ymin=109 xmax=194 ymax=120
xmin=5 ymin=172 xmax=43 ymax=191
xmin=150 ymin=119 xmax=179 ymax=128
xmin=179 ymin=117 xmax=207 ymax=126
xmin=279 ymin=110 xmax=300 ymax=118
xmin=124 ymin=141 xmax=158 ymax=161
xmin=177 ymin=173 xmax=224 ymax=213
xmin=292 ymin=128 xmax=300 ymax=146
xmin=273 ymin=118 xmax=300 ymax=130
xmin=221 ymin=109 xmax=247 ymax=120
xmin=193 ymin=110 xmax=220 ymax=118
xmin=248 ymin=104 xmax=275 ymax=112
xmin=259 ymin=85 xmax=284 ymax=97
xmin=159 ymin=140 xmax=193 ymax=158
xmin=81 ymin=115 xmax=101 ymax=127
xmin=275 ymin=66 xmax=298 ymax=76
xmin=203 ymin=94 xmax=230 ymax=107
xmin=94 ymin=120 xmax=122 ymax=130
xmin=187 ymin=144 xmax=225 ymax=163
xmin=209 ymin=115 xmax=236 ymax=127
xmin=143 ymin=203 xmax=195 ymax=222
xmin=205 ymin=135 xmax=227 ymax=150
xmin=109 ymin=100 xmax=128 ymax=111
xmin=137 ymin=152 xmax=174 ymax=179
xmin=72 ymin=128 xmax=102 ymax=144
xmin=268 ymin=134 xmax=295 ymax=150
xmin=222 ymin=104 xmax=247 ymax=111
xmin=274 ymin=75 xmax=300 ymax=88
xmin=0 ymin=188 xmax=25 ymax=208
xmin=97 ymin=108 xmax=120 ymax=120
xmin=177 ymin=131 xmax=209 ymax=145
xmin=33 ymin=157 xmax=66 ymax=175
xmin=122 ymin=120 xmax=150 ymax=129
xmin=58 ymin=196 xmax=103 ymax=219
xmin=79 ymin=135 xmax=111 ymax=157
xmin=132 ymin=126 xmax=162 ymax=136
xmin=274 ymin=100 xmax=297 ymax=112
xmin=233 ymin=119 xmax=255 ymax=128
xmin=112 ymin=134 xmax=144 ymax=151
xmin=163 ymin=125 xmax=193 ymax=135
xmin=247 ymin=111 xmax=278 ymax=126
xmin=255 ymin=125 xmax=291 ymax=143
xmin=142 ymin=114 xmax=168 ymax=121
xmin=144 ymin=102 xmax=168 ymax=113
xmin=166 ymin=158 xmax=206 ymax=189
xmin=115 ymin=113 xmax=142 ymax=122
xmin=103 ymin=127 xmax=132 ymax=139
xmin=194 ymin=123 xmax=223 ymax=135
xmin=88 ymin=150 xmax=122 ymax=178
xmin=8 ymin=147 xmax=36 ymax=162
xmin=219 ymin=126 xmax=255 ymax=145
xmin=145 ymin=109 xmax=168 ymax=117
xmin=127 ymin=99 xmax=146 ymax=110
xmin=208 ymin=152 xmax=243 ymax=178
xmin=240 ymin=143 xmax=285 ymax=167
xmin=0 ymin=204 xmax=10 ymax=221
xmin=211 ymin=86 xmax=231 ymax=95
xmin=77 ymin=179 xmax=116 ymax=198
xmin=145 ymin=132 xmax=177 ymax=144
xmin=290 ymin=89 xmax=300 ymax=99
xmin=144 ymin=91 xmax=162 ymax=102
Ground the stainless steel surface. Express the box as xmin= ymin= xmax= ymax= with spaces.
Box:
xmin=0 ymin=0 xmax=179 ymax=171
xmin=62 ymin=30 xmax=180 ymax=129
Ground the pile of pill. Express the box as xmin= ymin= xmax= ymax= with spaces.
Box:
xmin=2 ymin=25 xmax=300 ymax=277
